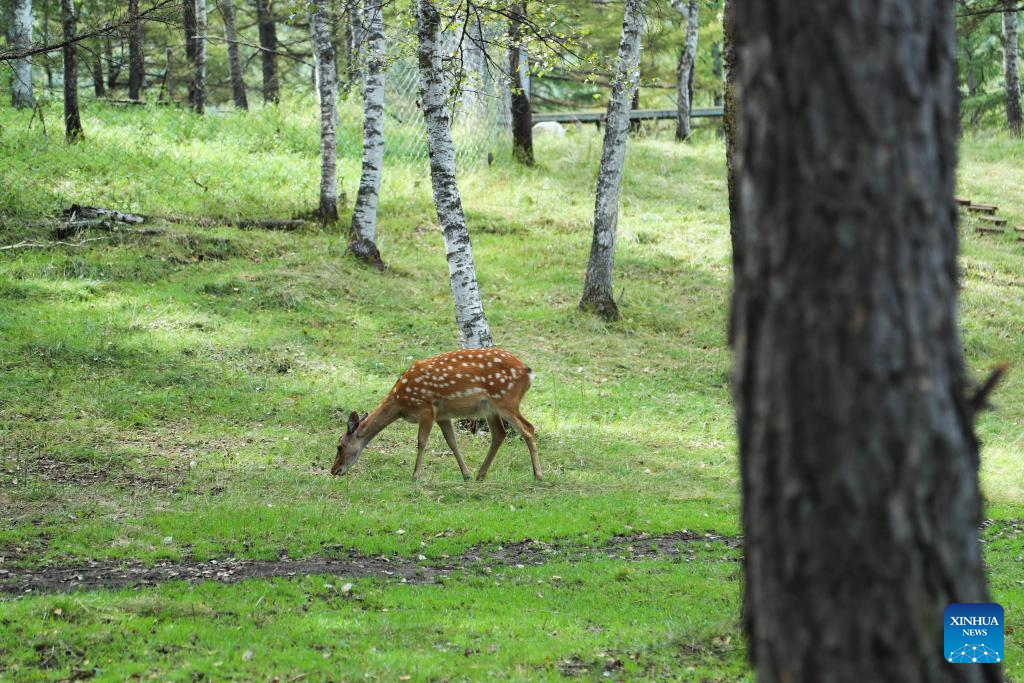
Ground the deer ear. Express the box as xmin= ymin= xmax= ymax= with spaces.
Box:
xmin=347 ymin=411 xmax=360 ymax=434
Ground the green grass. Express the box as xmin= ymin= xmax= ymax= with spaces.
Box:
xmin=1 ymin=98 xmax=1024 ymax=680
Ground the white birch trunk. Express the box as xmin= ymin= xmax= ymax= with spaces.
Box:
xmin=417 ymin=0 xmax=493 ymax=349
xmin=11 ymin=0 xmax=34 ymax=109
xmin=672 ymin=0 xmax=698 ymax=141
xmin=220 ymin=0 xmax=248 ymax=109
xmin=312 ymin=0 xmax=340 ymax=221
xmin=192 ymin=0 xmax=208 ymax=114
xmin=348 ymin=0 xmax=385 ymax=267
xmin=1005 ymin=10 xmax=1022 ymax=135
xmin=579 ymin=0 xmax=647 ymax=321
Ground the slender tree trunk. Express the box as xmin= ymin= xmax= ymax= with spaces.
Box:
xmin=579 ymin=0 xmax=646 ymax=321
xmin=417 ymin=0 xmax=493 ymax=349
xmin=42 ymin=0 xmax=53 ymax=90
xmin=312 ymin=0 xmax=340 ymax=222
xmin=711 ymin=40 xmax=722 ymax=107
xmin=11 ymin=0 xmax=34 ymax=108
xmin=723 ymin=0 xmax=739 ymax=346
xmin=1004 ymin=10 xmax=1022 ymax=135
xmin=189 ymin=0 xmax=207 ymax=113
xmin=256 ymin=0 xmax=279 ymax=103
xmin=508 ymin=2 xmax=533 ymax=165
xmin=61 ymin=0 xmax=82 ymax=141
xmin=348 ymin=0 xmax=385 ymax=267
xmin=104 ymin=35 xmax=119 ymax=89
xmin=342 ymin=0 xmax=361 ymax=91
xmin=733 ymin=0 xmax=1000 ymax=680
xmin=672 ymin=0 xmax=698 ymax=141
xmin=127 ymin=0 xmax=144 ymax=100
xmin=220 ymin=0 xmax=249 ymax=109
xmin=164 ymin=47 xmax=174 ymax=101
xmin=92 ymin=45 xmax=105 ymax=96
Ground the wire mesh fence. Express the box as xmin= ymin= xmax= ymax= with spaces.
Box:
xmin=379 ymin=30 xmax=512 ymax=172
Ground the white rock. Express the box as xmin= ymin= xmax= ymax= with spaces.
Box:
xmin=532 ymin=121 xmax=566 ymax=138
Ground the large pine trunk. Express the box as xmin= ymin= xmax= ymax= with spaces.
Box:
xmin=127 ymin=0 xmax=144 ymax=100
xmin=508 ymin=2 xmax=533 ymax=165
xmin=417 ymin=0 xmax=493 ymax=349
xmin=104 ymin=35 xmax=119 ymax=90
xmin=256 ymin=0 xmax=279 ymax=103
xmin=11 ymin=0 xmax=34 ymax=109
xmin=220 ymin=0 xmax=249 ymax=109
xmin=348 ymin=0 xmax=385 ymax=267
xmin=732 ymin=1 xmax=999 ymax=680
xmin=722 ymin=0 xmax=739 ymax=345
xmin=61 ymin=0 xmax=82 ymax=141
xmin=312 ymin=0 xmax=340 ymax=222
xmin=1004 ymin=10 xmax=1022 ymax=135
xmin=579 ymin=0 xmax=646 ymax=321
xmin=672 ymin=0 xmax=698 ymax=141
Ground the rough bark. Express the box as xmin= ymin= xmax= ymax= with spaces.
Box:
xmin=11 ymin=0 xmax=34 ymax=108
xmin=417 ymin=0 xmax=493 ymax=349
xmin=723 ymin=0 xmax=739 ymax=346
xmin=91 ymin=44 xmax=105 ymax=96
xmin=188 ymin=0 xmax=207 ymax=113
xmin=672 ymin=0 xmax=698 ymax=141
xmin=508 ymin=2 xmax=533 ymax=165
xmin=1004 ymin=10 xmax=1022 ymax=135
xmin=733 ymin=1 xmax=999 ymax=681
xmin=220 ymin=0 xmax=248 ymax=109
xmin=127 ymin=0 xmax=144 ymax=100
xmin=61 ymin=0 xmax=82 ymax=141
xmin=579 ymin=0 xmax=646 ymax=321
xmin=312 ymin=0 xmax=340 ymax=222
xmin=348 ymin=0 xmax=385 ymax=268
xmin=256 ymin=0 xmax=279 ymax=103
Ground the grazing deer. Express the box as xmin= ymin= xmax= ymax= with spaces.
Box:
xmin=332 ymin=348 xmax=541 ymax=481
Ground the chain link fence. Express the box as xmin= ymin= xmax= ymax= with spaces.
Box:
xmin=379 ymin=29 xmax=512 ymax=171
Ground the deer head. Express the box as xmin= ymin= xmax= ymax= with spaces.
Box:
xmin=333 ymin=410 xmax=368 ymax=475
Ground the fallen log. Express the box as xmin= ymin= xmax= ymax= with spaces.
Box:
xmin=966 ymin=204 xmax=998 ymax=214
xmin=62 ymin=205 xmax=145 ymax=225
xmin=978 ymin=215 xmax=1008 ymax=226
xmin=975 ymin=225 xmax=1005 ymax=235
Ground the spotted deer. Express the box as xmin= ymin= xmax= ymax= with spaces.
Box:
xmin=332 ymin=348 xmax=540 ymax=481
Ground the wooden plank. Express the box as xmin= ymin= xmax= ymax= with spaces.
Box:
xmin=978 ymin=215 xmax=1008 ymax=226
xmin=975 ymin=225 xmax=1005 ymax=234
xmin=955 ymin=196 xmax=971 ymax=206
xmin=532 ymin=107 xmax=724 ymax=124
xmin=1014 ymin=225 xmax=1024 ymax=232
xmin=966 ymin=203 xmax=998 ymax=214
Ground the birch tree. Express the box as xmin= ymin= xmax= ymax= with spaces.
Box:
xmin=185 ymin=0 xmax=207 ymax=113
xmin=671 ymin=0 xmax=698 ymax=141
xmin=417 ymin=0 xmax=493 ymax=348
xmin=256 ymin=0 xmax=279 ymax=103
xmin=11 ymin=0 xmax=34 ymax=109
xmin=733 ymin=0 xmax=1000 ymax=679
xmin=127 ymin=0 xmax=144 ymax=100
xmin=348 ymin=0 xmax=385 ymax=268
xmin=312 ymin=0 xmax=340 ymax=222
xmin=723 ymin=0 xmax=739 ymax=344
xmin=61 ymin=0 xmax=82 ymax=141
xmin=508 ymin=2 xmax=533 ymax=165
xmin=579 ymin=0 xmax=646 ymax=321
xmin=1004 ymin=9 xmax=1022 ymax=135
xmin=219 ymin=0 xmax=248 ymax=109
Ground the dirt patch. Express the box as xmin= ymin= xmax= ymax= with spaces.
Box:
xmin=0 ymin=530 xmax=741 ymax=596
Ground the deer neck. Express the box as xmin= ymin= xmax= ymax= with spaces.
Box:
xmin=354 ymin=400 xmax=402 ymax=447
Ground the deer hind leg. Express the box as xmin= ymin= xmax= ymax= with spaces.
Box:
xmin=475 ymin=413 xmax=506 ymax=481
xmin=413 ymin=409 xmax=435 ymax=481
xmin=503 ymin=409 xmax=541 ymax=481
xmin=438 ymin=419 xmax=471 ymax=481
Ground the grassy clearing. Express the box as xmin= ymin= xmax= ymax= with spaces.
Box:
xmin=1 ymin=99 xmax=1023 ymax=679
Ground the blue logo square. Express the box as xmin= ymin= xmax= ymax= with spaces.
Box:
xmin=945 ymin=603 xmax=1004 ymax=664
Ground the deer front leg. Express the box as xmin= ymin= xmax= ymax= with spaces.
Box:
xmin=475 ymin=413 xmax=506 ymax=481
xmin=437 ymin=419 xmax=471 ymax=481
xmin=503 ymin=409 xmax=541 ymax=481
xmin=413 ymin=409 xmax=434 ymax=481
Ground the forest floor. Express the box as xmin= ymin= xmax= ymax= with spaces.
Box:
xmin=1 ymin=100 xmax=1023 ymax=681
